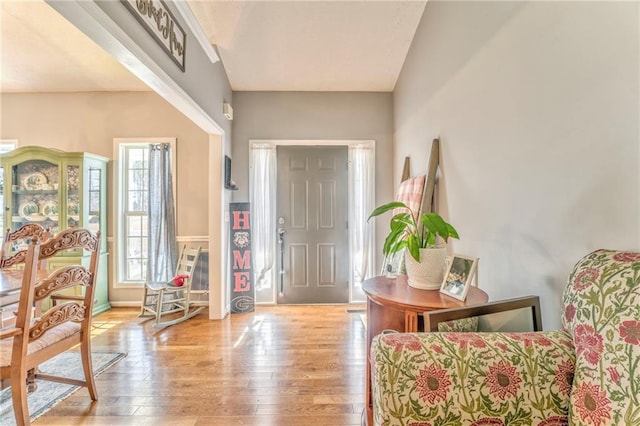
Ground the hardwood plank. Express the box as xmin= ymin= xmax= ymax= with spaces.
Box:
xmin=35 ymin=416 xmax=199 ymax=426
xmin=255 ymin=402 xmax=356 ymax=415
xmin=33 ymin=305 xmax=367 ymax=425
xmin=193 ymin=414 xmax=364 ymax=426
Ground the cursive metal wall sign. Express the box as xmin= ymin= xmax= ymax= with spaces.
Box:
xmin=122 ymin=0 xmax=186 ymax=71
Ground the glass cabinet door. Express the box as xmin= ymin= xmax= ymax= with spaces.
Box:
xmin=87 ymin=167 xmax=102 ymax=234
xmin=10 ymin=159 xmax=60 ymax=248
xmin=66 ymin=164 xmax=80 ymax=228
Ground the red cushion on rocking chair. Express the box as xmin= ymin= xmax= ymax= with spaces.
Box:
xmin=167 ymin=274 xmax=189 ymax=287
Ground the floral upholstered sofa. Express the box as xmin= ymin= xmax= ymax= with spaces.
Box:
xmin=370 ymin=249 xmax=640 ymax=425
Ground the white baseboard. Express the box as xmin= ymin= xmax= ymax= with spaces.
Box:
xmin=109 ymin=301 xmax=141 ymax=308
xmin=109 ymin=301 xmax=210 ymax=308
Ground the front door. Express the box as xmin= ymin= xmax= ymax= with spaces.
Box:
xmin=276 ymin=146 xmax=349 ymax=304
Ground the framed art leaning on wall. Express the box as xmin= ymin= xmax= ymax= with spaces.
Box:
xmin=440 ymin=254 xmax=478 ymax=301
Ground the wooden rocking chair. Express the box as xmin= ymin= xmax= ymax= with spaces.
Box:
xmin=139 ymin=245 xmax=205 ymax=328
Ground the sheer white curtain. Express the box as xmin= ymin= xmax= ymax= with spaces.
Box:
xmin=250 ymin=144 xmax=277 ymax=290
xmin=147 ymin=143 xmax=178 ymax=282
xmin=349 ymin=145 xmax=375 ymax=287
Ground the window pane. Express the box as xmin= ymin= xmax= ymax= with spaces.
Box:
xmin=127 ymin=236 xmax=142 ymax=258
xmin=128 ymin=190 xmax=147 ymax=212
xmin=127 ymin=258 xmax=145 ymax=281
xmin=124 ymin=143 xmax=149 ymax=282
xmin=126 ymin=235 xmax=147 ymax=255
xmin=128 ymin=168 xmax=148 ymax=191
xmin=128 ymin=147 xmax=148 ymax=169
xmin=127 ymin=216 xmax=144 ymax=237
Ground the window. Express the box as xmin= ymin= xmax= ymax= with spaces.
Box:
xmin=0 ymin=140 xmax=18 ymax=154
xmin=115 ymin=138 xmax=176 ymax=285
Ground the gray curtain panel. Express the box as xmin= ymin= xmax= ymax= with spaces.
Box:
xmin=146 ymin=143 xmax=178 ymax=282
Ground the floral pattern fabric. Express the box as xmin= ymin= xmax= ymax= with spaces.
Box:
xmin=371 ymin=330 xmax=575 ymax=426
xmin=437 ymin=316 xmax=479 ymax=332
xmin=370 ymin=249 xmax=640 ymax=426
xmin=562 ymin=250 xmax=640 ymax=425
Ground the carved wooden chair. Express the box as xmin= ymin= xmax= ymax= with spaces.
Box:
xmin=139 ymin=245 xmax=204 ymax=328
xmin=0 ymin=223 xmax=51 ymax=269
xmin=0 ymin=223 xmax=51 ymax=328
xmin=0 ymin=228 xmax=101 ymax=425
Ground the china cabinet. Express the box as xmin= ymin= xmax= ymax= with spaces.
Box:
xmin=0 ymin=146 xmax=110 ymax=315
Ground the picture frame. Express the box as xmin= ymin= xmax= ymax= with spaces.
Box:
xmin=440 ymin=254 xmax=479 ymax=301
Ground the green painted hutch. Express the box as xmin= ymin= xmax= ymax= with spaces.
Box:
xmin=0 ymin=146 xmax=110 ymax=315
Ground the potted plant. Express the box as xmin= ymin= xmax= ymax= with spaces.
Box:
xmin=368 ymin=201 xmax=459 ymax=290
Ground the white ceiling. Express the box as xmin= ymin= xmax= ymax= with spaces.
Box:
xmin=0 ymin=0 xmax=148 ymax=93
xmin=0 ymin=0 xmax=426 ymax=93
xmin=188 ymin=1 xmax=426 ymax=91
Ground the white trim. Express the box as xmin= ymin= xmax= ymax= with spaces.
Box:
xmin=171 ymin=1 xmax=220 ymax=64
xmin=251 ymin=139 xmax=375 ymax=148
xmin=45 ymin=1 xmax=223 ymax=136
xmin=177 ymin=236 xmax=209 ymax=242
xmin=107 ymin=235 xmax=209 ymax=243
xmin=113 ymin=300 xmax=209 ymax=308
xmin=110 ymin=301 xmax=142 ymax=308
xmin=112 ymin=138 xmax=177 ymax=286
xmin=208 ymin=134 xmax=227 ymax=319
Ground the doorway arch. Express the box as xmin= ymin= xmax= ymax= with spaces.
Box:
xmin=49 ymin=0 xmax=229 ymax=319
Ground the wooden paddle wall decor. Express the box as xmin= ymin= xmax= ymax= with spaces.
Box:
xmin=422 ymin=137 xmax=440 ymax=215
xmin=383 ymin=138 xmax=441 ymax=276
xmin=400 ymin=137 xmax=440 ymax=215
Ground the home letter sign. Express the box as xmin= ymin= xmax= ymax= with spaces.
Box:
xmin=229 ymin=202 xmax=255 ymax=313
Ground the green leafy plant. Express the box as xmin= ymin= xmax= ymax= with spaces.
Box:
xmin=368 ymin=201 xmax=459 ymax=262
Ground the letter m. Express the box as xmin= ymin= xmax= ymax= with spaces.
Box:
xmin=233 ymin=250 xmax=251 ymax=269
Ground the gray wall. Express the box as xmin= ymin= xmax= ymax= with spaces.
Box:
xmin=233 ymin=91 xmax=393 ymax=199
xmin=231 ymin=91 xmax=395 ymax=292
xmin=394 ymin=1 xmax=640 ymax=329
xmin=89 ymin=0 xmax=233 ymax=136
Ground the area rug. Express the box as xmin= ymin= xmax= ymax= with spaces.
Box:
xmin=0 ymin=351 xmax=126 ymax=425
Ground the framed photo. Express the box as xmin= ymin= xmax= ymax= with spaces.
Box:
xmin=440 ymin=254 xmax=479 ymax=301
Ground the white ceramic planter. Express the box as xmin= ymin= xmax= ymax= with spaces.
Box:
xmin=404 ymin=246 xmax=447 ymax=290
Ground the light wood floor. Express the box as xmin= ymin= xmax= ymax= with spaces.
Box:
xmin=34 ymin=304 xmax=367 ymax=425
